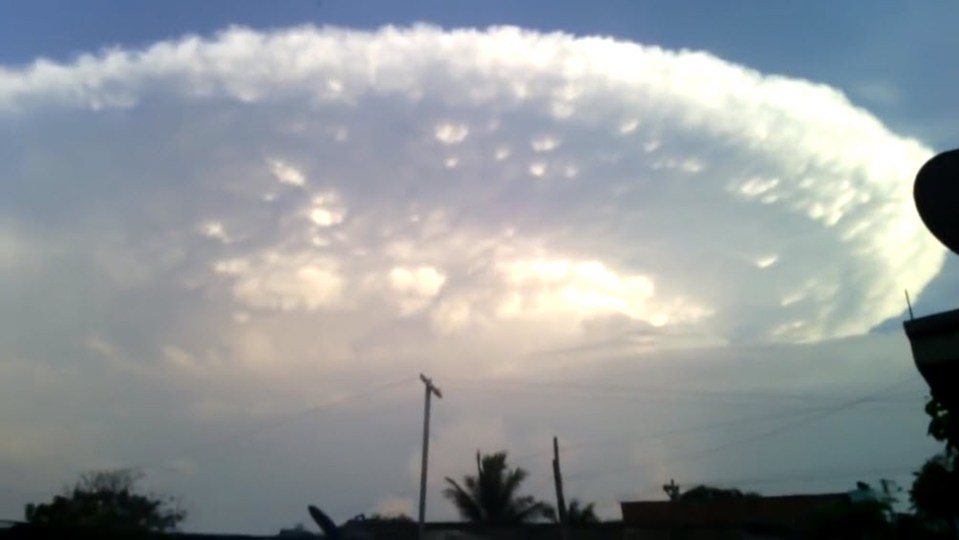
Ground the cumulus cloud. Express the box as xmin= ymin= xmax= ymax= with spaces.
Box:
xmin=0 ymin=24 xmax=944 ymax=532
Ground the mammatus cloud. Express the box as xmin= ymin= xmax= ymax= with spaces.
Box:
xmin=0 ymin=24 xmax=941 ymax=349
xmin=0 ymin=25 xmax=943 ymax=531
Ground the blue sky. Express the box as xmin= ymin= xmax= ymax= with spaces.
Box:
xmin=1 ymin=1 xmax=956 ymax=534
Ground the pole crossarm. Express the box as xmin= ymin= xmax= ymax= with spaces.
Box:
xmin=420 ymin=373 xmax=443 ymax=398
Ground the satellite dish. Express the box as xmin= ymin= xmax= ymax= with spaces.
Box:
xmin=915 ymin=149 xmax=959 ymax=254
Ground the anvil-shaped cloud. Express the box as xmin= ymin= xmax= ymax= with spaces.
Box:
xmin=1 ymin=25 xmax=942 ymax=347
xmin=0 ymin=25 xmax=941 ymax=532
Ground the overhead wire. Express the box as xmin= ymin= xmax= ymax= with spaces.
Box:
xmin=97 ymin=372 xmax=921 ymax=513
xmin=562 ymin=376 xmax=918 ymax=481
xmin=510 ymin=404 xmax=852 ymax=464
xmin=134 ymin=376 xmax=416 ymax=473
xmin=679 ymin=376 xmax=919 ymax=459
xmin=444 ymin=376 xmax=921 ymax=406
xmin=129 ymin=371 xmax=919 ymax=475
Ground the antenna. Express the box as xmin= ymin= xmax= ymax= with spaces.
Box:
xmin=905 ymin=289 xmax=915 ymax=320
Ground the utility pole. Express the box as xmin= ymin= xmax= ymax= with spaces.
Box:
xmin=418 ymin=374 xmax=442 ymax=540
xmin=552 ymin=436 xmax=570 ymax=540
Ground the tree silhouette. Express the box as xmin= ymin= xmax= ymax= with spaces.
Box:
xmin=911 ymin=454 xmax=959 ymax=535
xmin=911 ymin=395 xmax=959 ymax=535
xmin=443 ymin=451 xmax=553 ymax=524
xmin=24 ymin=469 xmax=185 ymax=533
xmin=565 ymin=499 xmax=599 ymax=525
xmin=676 ymin=485 xmax=759 ymax=501
xmin=924 ymin=395 xmax=958 ymax=454
xmin=811 ymin=480 xmax=898 ymax=539
xmin=367 ymin=513 xmax=414 ymax=522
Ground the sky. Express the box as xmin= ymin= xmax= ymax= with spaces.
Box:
xmin=0 ymin=0 xmax=957 ymax=534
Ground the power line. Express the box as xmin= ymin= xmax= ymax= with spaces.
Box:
xmin=444 ymin=384 xmax=920 ymax=409
xmin=511 ymin=404 xmax=850 ymax=464
xmin=563 ymin=376 xmax=917 ymax=481
xmin=135 ymin=376 xmax=415 ymax=473
xmin=444 ymin=376 xmax=921 ymax=406
xmin=682 ymin=377 xmax=917 ymax=459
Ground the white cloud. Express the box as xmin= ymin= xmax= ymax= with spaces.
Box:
xmin=308 ymin=192 xmax=346 ymax=227
xmin=496 ymin=257 xmax=709 ymax=328
xmin=0 ymin=20 xmax=940 ymax=387
xmin=528 ymin=162 xmax=547 ymax=177
xmin=309 ymin=208 xmax=341 ymax=227
xmin=390 ymin=265 xmax=446 ymax=298
xmin=434 ymin=122 xmax=469 ymax=145
xmin=755 ymin=255 xmax=778 ymax=269
xmin=199 ymin=221 xmax=230 ymax=243
xmin=270 ymin=159 xmax=307 ymax=187
xmin=389 ymin=265 xmax=447 ymax=314
xmin=619 ymin=119 xmax=640 ymax=134
xmin=214 ymin=254 xmax=344 ymax=311
xmin=374 ymin=495 xmax=415 ymax=518
xmin=531 ymin=135 xmax=561 ymax=152
xmin=0 ymin=24 xmax=945 ymax=532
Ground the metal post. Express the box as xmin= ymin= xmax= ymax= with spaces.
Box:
xmin=418 ymin=374 xmax=442 ymax=540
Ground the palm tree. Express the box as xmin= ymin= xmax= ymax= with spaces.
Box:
xmin=565 ymin=499 xmax=599 ymax=525
xmin=443 ymin=451 xmax=553 ymax=524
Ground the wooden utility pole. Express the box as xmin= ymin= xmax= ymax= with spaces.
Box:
xmin=552 ymin=436 xmax=570 ymax=540
xmin=663 ymin=479 xmax=681 ymax=501
xmin=417 ymin=374 xmax=442 ymax=540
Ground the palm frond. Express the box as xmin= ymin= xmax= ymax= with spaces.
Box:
xmin=441 ymin=450 xmax=551 ymax=525
xmin=443 ymin=477 xmax=484 ymax=522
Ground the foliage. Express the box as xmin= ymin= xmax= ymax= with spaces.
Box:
xmin=546 ymin=498 xmax=599 ymax=525
xmin=443 ymin=451 xmax=553 ymax=524
xmin=811 ymin=499 xmax=895 ymax=539
xmin=661 ymin=481 xmax=760 ymax=502
xmin=662 ymin=479 xmax=681 ymax=501
xmin=804 ymin=480 xmax=899 ymax=539
xmin=911 ymin=395 xmax=959 ymax=534
xmin=852 ymin=479 xmax=900 ymax=510
xmin=366 ymin=513 xmax=414 ymax=522
xmin=925 ymin=395 xmax=958 ymax=456
xmin=676 ymin=485 xmax=760 ymax=501
xmin=565 ymin=499 xmax=599 ymax=525
xmin=23 ymin=469 xmax=185 ymax=533
xmin=910 ymin=454 xmax=959 ymax=532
